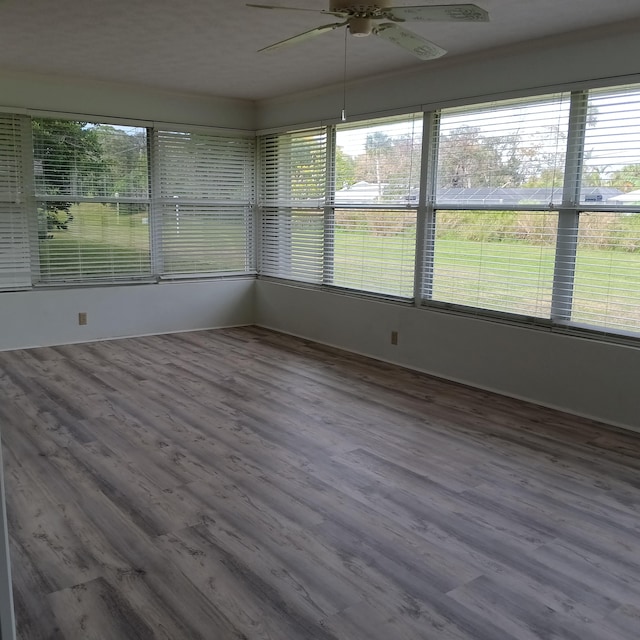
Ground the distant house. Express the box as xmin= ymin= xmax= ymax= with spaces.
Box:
xmin=610 ymin=189 xmax=640 ymax=205
xmin=335 ymin=181 xmax=388 ymax=205
xmin=404 ymin=186 xmax=624 ymax=206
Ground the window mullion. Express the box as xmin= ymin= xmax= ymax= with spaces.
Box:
xmin=21 ymin=116 xmax=38 ymax=284
xmin=324 ymin=125 xmax=336 ymax=285
xmin=415 ymin=110 xmax=439 ymax=303
xmin=148 ymin=129 xmax=163 ymax=278
xmin=551 ymin=90 xmax=588 ymax=321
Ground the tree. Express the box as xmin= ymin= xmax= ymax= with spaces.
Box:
xmin=364 ymin=131 xmax=392 ymax=195
xmin=380 ymin=134 xmax=422 ymax=201
xmin=285 ymin=133 xmax=326 ymax=201
xmin=32 ymin=119 xmax=104 ymax=236
xmin=335 ymin=146 xmax=357 ymax=188
xmin=610 ymin=164 xmax=640 ymax=192
xmin=344 ymin=132 xmax=422 ymax=202
xmin=94 ymin=125 xmax=148 ymax=211
xmin=437 ymin=126 xmax=524 ymax=189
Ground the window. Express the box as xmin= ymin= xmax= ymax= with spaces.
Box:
xmin=571 ymin=212 xmax=640 ymax=333
xmin=580 ymin=86 xmax=640 ymax=202
xmin=257 ymin=86 xmax=640 ymax=339
xmin=331 ymin=208 xmax=417 ymax=297
xmin=563 ymin=86 xmax=640 ymax=334
xmin=333 ymin=115 xmax=421 ymax=297
xmin=258 ymin=117 xmax=421 ymax=297
xmin=0 ymin=116 xmax=255 ymax=290
xmin=432 ymin=210 xmax=558 ymax=317
xmin=33 ymin=119 xmax=151 ymax=283
xmin=1 ymin=81 xmax=639 ymax=342
xmin=153 ymin=130 xmax=255 ymax=277
xmin=435 ymin=95 xmax=569 ymax=205
xmin=255 ymin=86 xmax=640 ymax=340
xmin=0 ymin=114 xmax=31 ymax=291
xmin=424 ymin=94 xmax=570 ymax=319
xmin=259 ymin=127 xmax=326 ymax=283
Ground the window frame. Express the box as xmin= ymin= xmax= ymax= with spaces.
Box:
xmin=152 ymin=128 xmax=256 ymax=280
xmin=258 ymin=84 xmax=640 ymax=343
xmin=31 ymin=117 xmax=153 ymax=286
xmin=1 ymin=80 xmax=640 ymax=345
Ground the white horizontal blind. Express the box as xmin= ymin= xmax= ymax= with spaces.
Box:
xmin=332 ymin=114 xmax=421 ymax=297
xmin=333 ymin=208 xmax=417 ymax=297
xmin=154 ymin=130 xmax=255 ymax=276
xmin=571 ymin=212 xmax=640 ymax=333
xmin=0 ymin=114 xmax=31 ymax=291
xmin=427 ymin=95 xmax=569 ymax=317
xmin=335 ymin=114 xmax=422 ymax=205
xmin=259 ymin=128 xmax=326 ymax=282
xmin=431 ymin=210 xmax=558 ymax=317
xmin=34 ymin=119 xmax=151 ymax=283
xmin=436 ymin=94 xmax=570 ymax=208
xmin=261 ymin=209 xmax=324 ymax=282
xmin=580 ymin=85 xmax=640 ymax=206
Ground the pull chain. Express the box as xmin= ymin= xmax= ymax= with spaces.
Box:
xmin=341 ymin=27 xmax=348 ymax=122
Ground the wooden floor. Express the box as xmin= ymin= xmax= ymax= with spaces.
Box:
xmin=1 ymin=327 xmax=640 ymax=639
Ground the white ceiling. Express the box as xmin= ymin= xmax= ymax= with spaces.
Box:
xmin=1 ymin=0 xmax=640 ymax=101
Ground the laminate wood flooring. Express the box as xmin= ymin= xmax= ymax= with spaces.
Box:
xmin=1 ymin=326 xmax=639 ymax=639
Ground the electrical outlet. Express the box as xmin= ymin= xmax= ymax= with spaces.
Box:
xmin=78 ymin=312 xmax=87 ymax=326
xmin=391 ymin=330 xmax=398 ymax=345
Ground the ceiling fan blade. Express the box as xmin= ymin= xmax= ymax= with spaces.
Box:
xmin=258 ymin=22 xmax=348 ymax=53
xmin=246 ymin=4 xmax=348 ymax=18
xmin=373 ymin=23 xmax=446 ymax=60
xmin=384 ymin=4 xmax=489 ymax=22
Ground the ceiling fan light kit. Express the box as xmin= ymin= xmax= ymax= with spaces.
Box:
xmin=249 ymin=2 xmax=489 ymax=59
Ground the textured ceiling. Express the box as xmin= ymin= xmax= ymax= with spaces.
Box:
xmin=0 ymin=0 xmax=639 ymax=101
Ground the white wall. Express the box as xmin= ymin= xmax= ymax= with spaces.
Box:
xmin=0 ymin=69 xmax=256 ymax=130
xmin=0 ymin=279 xmax=254 ymax=351
xmin=256 ymin=18 xmax=640 ymax=130
xmin=256 ymin=281 xmax=640 ymax=433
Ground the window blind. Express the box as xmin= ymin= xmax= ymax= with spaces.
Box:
xmin=425 ymin=95 xmax=569 ymax=317
xmin=581 ymin=85 xmax=640 ymax=206
xmin=260 ymin=209 xmax=324 ymax=282
xmin=335 ymin=114 xmax=422 ymax=206
xmin=431 ymin=210 xmax=558 ymax=317
xmin=0 ymin=114 xmax=31 ymax=291
xmin=33 ymin=119 xmax=151 ymax=283
xmin=154 ymin=130 xmax=255 ymax=277
xmin=570 ymin=211 xmax=640 ymax=333
xmin=259 ymin=128 xmax=326 ymax=283
xmin=331 ymin=114 xmax=421 ymax=297
xmin=332 ymin=208 xmax=417 ymax=297
xmin=436 ymin=94 xmax=570 ymax=208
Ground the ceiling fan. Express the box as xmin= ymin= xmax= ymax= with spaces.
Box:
xmin=247 ymin=1 xmax=489 ymax=60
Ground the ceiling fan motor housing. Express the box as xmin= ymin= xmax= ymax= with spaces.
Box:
xmin=329 ymin=1 xmax=392 ymax=16
xmin=349 ymin=17 xmax=373 ymax=36
xmin=330 ymin=1 xmax=392 ymax=36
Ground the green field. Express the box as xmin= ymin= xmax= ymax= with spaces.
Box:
xmin=39 ymin=203 xmax=150 ymax=280
xmin=40 ymin=203 xmax=640 ymax=333
xmin=331 ymin=215 xmax=640 ymax=333
xmin=39 ymin=202 xmax=249 ymax=279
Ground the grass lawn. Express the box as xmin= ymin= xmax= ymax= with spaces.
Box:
xmin=40 ymin=204 xmax=640 ymax=333
xmin=39 ymin=203 xmax=150 ymax=280
xmin=333 ymin=224 xmax=416 ymax=297
xmin=331 ymin=224 xmax=640 ymax=333
xmin=39 ymin=202 xmax=250 ymax=278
